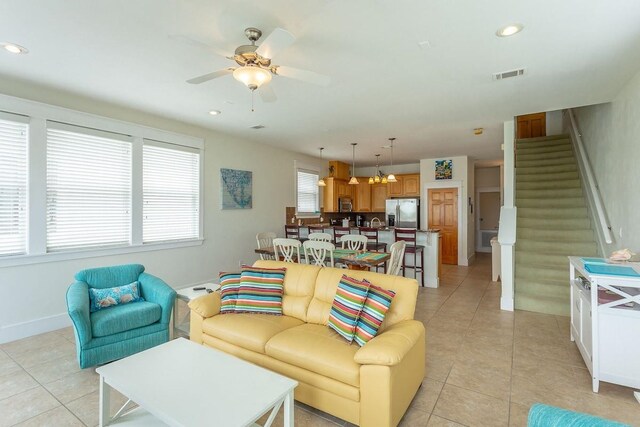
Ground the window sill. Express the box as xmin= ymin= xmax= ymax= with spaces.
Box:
xmin=295 ymin=213 xmax=321 ymax=218
xmin=0 ymin=239 xmax=204 ymax=268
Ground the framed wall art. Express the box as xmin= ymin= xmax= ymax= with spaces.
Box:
xmin=221 ymin=168 xmax=252 ymax=209
xmin=435 ymin=159 xmax=453 ymax=180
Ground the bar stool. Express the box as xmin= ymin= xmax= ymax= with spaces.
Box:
xmin=359 ymin=227 xmax=387 ymax=272
xmin=285 ymin=225 xmax=303 ymax=240
xmin=307 ymin=224 xmax=326 ymax=234
xmin=394 ymin=228 xmax=424 ymax=286
xmin=332 ymin=226 xmax=351 ymax=245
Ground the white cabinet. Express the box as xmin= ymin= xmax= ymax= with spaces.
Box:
xmin=569 ymin=257 xmax=640 ymax=392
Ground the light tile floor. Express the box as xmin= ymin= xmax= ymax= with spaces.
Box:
xmin=1 ymin=254 xmax=639 ymax=426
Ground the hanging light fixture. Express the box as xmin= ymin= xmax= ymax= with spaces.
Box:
xmin=318 ymin=147 xmax=327 ymax=187
xmin=387 ymin=137 xmax=397 ymax=183
xmin=232 ymin=64 xmax=272 ymax=90
xmin=348 ymin=143 xmax=359 ymax=185
xmin=369 ymin=154 xmax=384 ymax=184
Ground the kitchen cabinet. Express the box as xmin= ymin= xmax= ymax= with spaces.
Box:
xmin=371 ymin=184 xmax=387 ymax=212
xmin=403 ymin=174 xmax=420 ymax=197
xmin=354 ymin=179 xmax=371 ymax=212
xmin=328 ymin=161 xmax=350 ymax=180
xmin=323 ymin=177 xmax=352 ymax=213
xmin=388 ymin=176 xmax=403 ymax=197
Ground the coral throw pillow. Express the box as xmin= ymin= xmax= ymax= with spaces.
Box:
xmin=328 ymin=275 xmax=371 ymax=342
xmin=89 ymin=281 xmax=143 ymax=312
xmin=354 ymin=282 xmax=396 ymax=346
xmin=219 ymin=272 xmax=241 ymax=314
xmin=235 ymin=266 xmax=286 ymax=315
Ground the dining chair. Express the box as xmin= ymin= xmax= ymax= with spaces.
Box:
xmin=387 ymin=240 xmax=407 ymax=276
xmin=308 ymin=232 xmax=332 ymax=242
xmin=394 ymin=228 xmax=424 ymax=285
xmin=332 ymin=226 xmax=351 ymax=245
xmin=273 ymin=238 xmax=302 ymax=263
xmin=340 ymin=234 xmax=369 ymax=251
xmin=303 ymin=240 xmax=335 ymax=267
xmin=256 ymin=232 xmax=276 ymax=260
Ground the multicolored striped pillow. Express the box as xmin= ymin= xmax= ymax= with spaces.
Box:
xmin=328 ymin=275 xmax=371 ymax=342
xmin=219 ymin=272 xmax=241 ymax=314
xmin=236 ymin=266 xmax=286 ymax=315
xmin=354 ymin=281 xmax=396 ymax=346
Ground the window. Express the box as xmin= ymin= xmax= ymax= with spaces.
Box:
xmin=143 ymin=141 xmax=200 ymax=243
xmin=0 ymin=114 xmax=28 ymax=256
xmin=296 ymin=168 xmax=319 ymax=215
xmin=46 ymin=123 xmax=132 ymax=251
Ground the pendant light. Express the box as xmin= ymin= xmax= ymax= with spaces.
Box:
xmin=387 ymin=137 xmax=397 ymax=183
xmin=369 ymin=154 xmax=384 ymax=184
xmin=318 ymin=147 xmax=327 ymax=187
xmin=348 ymin=143 xmax=359 ymax=185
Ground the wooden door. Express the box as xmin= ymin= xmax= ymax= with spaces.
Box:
xmin=388 ymin=175 xmax=403 ymax=197
xmin=354 ymin=180 xmax=371 ymax=212
xmin=403 ymin=174 xmax=420 ymax=196
xmin=517 ymin=112 xmax=546 ymax=139
xmin=371 ymin=184 xmax=388 ymax=212
xmin=428 ymin=188 xmax=458 ymax=265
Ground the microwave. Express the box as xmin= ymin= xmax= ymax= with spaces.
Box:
xmin=338 ymin=198 xmax=353 ymax=213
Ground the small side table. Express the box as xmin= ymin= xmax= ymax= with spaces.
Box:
xmin=172 ymin=283 xmax=220 ymax=338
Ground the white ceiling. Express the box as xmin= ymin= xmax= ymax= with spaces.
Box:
xmin=1 ymin=0 xmax=640 ymax=165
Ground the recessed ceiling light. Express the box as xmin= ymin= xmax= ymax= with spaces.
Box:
xmin=208 ymin=110 xmax=221 ymax=116
xmin=496 ymin=24 xmax=523 ymax=37
xmin=1 ymin=42 xmax=28 ymax=54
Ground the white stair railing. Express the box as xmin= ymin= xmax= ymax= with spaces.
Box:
xmin=565 ymin=109 xmax=613 ymax=255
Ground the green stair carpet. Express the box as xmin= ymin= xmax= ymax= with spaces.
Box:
xmin=514 ymin=135 xmax=598 ymax=316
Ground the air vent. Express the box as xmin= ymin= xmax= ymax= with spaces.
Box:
xmin=493 ymin=68 xmax=525 ymax=80
xmin=249 ymin=124 xmax=265 ymax=130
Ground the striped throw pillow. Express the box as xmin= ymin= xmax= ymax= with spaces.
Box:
xmin=236 ymin=266 xmax=286 ymax=315
xmin=328 ymin=275 xmax=371 ymax=342
xmin=354 ymin=281 xmax=396 ymax=346
xmin=219 ymin=272 xmax=241 ymax=314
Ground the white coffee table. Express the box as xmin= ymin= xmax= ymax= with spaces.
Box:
xmin=96 ymin=338 xmax=297 ymax=426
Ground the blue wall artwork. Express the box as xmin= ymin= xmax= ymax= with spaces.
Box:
xmin=221 ymin=168 xmax=252 ymax=209
xmin=435 ymin=159 xmax=453 ymax=180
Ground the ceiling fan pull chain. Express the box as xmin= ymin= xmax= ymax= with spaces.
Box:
xmin=251 ymin=89 xmax=255 ymax=112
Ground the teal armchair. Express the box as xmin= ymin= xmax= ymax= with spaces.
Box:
xmin=66 ymin=264 xmax=176 ymax=368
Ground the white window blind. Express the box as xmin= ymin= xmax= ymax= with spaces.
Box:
xmin=143 ymin=141 xmax=200 ymax=243
xmin=297 ymin=169 xmax=319 ymax=214
xmin=0 ymin=115 xmax=28 ymax=256
xmin=46 ymin=124 xmax=132 ymax=251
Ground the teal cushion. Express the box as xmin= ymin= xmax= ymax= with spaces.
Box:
xmin=527 ymin=403 xmax=630 ymax=427
xmin=91 ymin=301 xmax=161 ymax=337
xmin=89 ymin=281 xmax=143 ymax=312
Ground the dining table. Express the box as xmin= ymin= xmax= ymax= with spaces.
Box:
xmin=254 ymin=247 xmax=390 ymax=271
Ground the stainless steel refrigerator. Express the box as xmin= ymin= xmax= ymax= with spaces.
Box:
xmin=386 ymin=198 xmax=420 ymax=228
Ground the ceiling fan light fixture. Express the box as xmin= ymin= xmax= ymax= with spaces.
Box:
xmin=233 ymin=65 xmax=272 ymax=90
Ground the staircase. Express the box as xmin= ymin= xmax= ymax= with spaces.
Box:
xmin=515 ymin=135 xmax=598 ymax=316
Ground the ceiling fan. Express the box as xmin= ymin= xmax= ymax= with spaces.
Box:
xmin=186 ymin=27 xmax=330 ymax=102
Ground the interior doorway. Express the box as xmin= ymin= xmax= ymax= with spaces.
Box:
xmin=428 ymin=188 xmax=458 ymax=265
xmin=516 ymin=112 xmax=546 ymax=139
xmin=476 ymin=187 xmax=500 ymax=252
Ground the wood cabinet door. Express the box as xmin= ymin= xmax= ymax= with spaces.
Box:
xmin=428 ymin=188 xmax=458 ymax=265
xmin=322 ymin=178 xmax=336 ymax=212
xmin=403 ymin=174 xmax=420 ymax=196
xmin=517 ymin=112 xmax=546 ymax=139
xmin=371 ymin=184 xmax=388 ymax=212
xmin=388 ymin=176 xmax=403 ymax=196
xmin=354 ymin=180 xmax=371 ymax=212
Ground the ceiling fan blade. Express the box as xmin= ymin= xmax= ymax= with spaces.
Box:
xmin=259 ymin=85 xmax=277 ymax=103
xmin=168 ymin=35 xmax=233 ymax=59
xmin=255 ymin=28 xmax=296 ymax=59
xmin=187 ymin=68 xmax=234 ymax=84
xmin=275 ymin=66 xmax=330 ymax=87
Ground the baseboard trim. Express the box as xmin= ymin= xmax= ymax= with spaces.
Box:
xmin=0 ymin=312 xmax=71 ymax=344
xmin=500 ymin=297 xmax=514 ymax=312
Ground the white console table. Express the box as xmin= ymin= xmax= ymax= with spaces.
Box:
xmin=569 ymin=256 xmax=640 ymax=393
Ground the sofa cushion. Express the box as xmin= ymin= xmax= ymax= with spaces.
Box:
xmin=219 ymin=272 xmax=241 ymax=313
xmin=327 ymin=275 xmax=370 ymax=342
xmin=354 ymin=283 xmax=396 ymax=346
xmin=236 ymin=266 xmax=286 ymax=315
xmin=91 ymin=301 xmax=161 ymax=337
xmin=253 ymin=260 xmax=320 ymax=321
xmin=265 ymin=324 xmax=361 ymax=387
xmin=202 ymin=313 xmax=303 ymax=354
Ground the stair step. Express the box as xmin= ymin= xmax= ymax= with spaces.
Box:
xmin=516 ymin=239 xmax=597 ymax=255
xmin=518 ymin=206 xmax=588 ymax=219
xmin=517 ymin=227 xmax=595 ymax=242
xmin=516 ymin=179 xmax=581 ymax=190
xmin=516 ymin=143 xmax=572 ymax=155
xmin=516 ymin=156 xmax=576 ymax=168
xmin=517 ymin=163 xmax=578 ymax=175
xmin=516 ymin=140 xmax=571 ymax=151
xmin=516 ymin=197 xmax=585 ymax=208
xmin=517 ymin=150 xmax=575 ymax=162
xmin=515 ymin=292 xmax=570 ymax=316
xmin=516 ymin=135 xmax=570 ymax=144
xmin=517 ymin=217 xmax=592 ymax=230
xmin=517 ymin=188 xmax=583 ymax=199
xmin=517 ymin=171 xmax=579 ymax=182
xmin=515 ymin=278 xmax=569 ymax=299
xmin=516 ymin=250 xmax=571 ymax=268
xmin=516 ymin=263 xmax=568 ymax=281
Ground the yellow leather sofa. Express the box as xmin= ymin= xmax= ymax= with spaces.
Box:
xmin=188 ymin=260 xmax=425 ymax=426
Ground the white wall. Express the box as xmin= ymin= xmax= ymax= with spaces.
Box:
xmin=573 ymin=69 xmax=640 ymax=254
xmin=475 ymin=167 xmax=501 ymax=188
xmin=546 ymin=110 xmax=564 ymax=135
xmin=419 ymin=156 xmax=473 ymax=265
xmin=0 ymin=79 xmax=322 ymax=342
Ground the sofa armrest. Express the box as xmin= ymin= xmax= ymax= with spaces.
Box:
xmin=66 ymin=281 xmax=92 ymax=346
xmin=188 ymin=292 xmax=221 ymax=318
xmin=138 ymin=272 xmax=176 ymax=324
xmin=354 ymin=320 xmax=425 ymax=366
